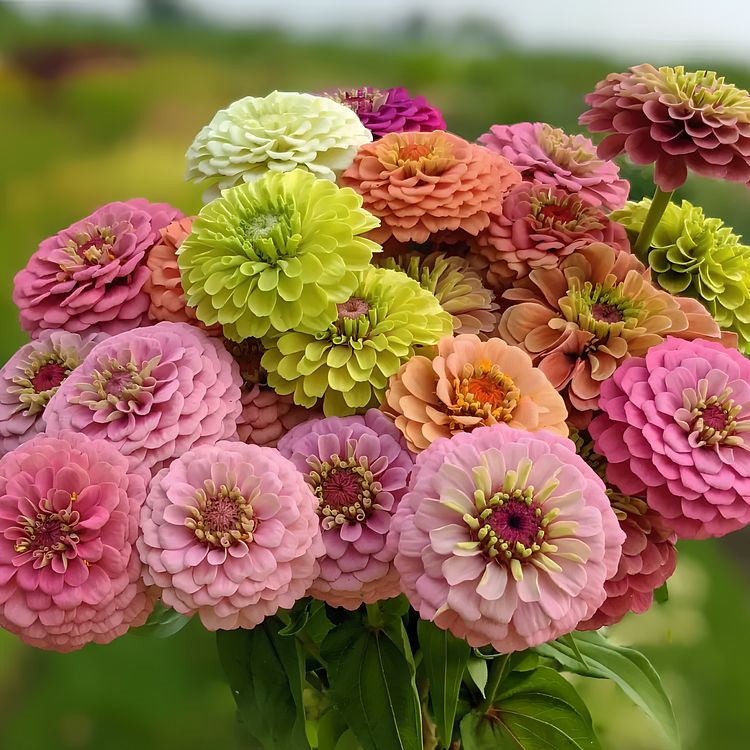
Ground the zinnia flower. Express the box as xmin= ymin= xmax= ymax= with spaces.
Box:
xmin=44 ymin=322 xmax=242 ymax=472
xmin=185 ymin=91 xmax=372 ymax=203
xmin=277 ymin=410 xmax=414 ymax=609
xmin=262 ymin=266 xmax=453 ymax=416
xmin=479 ymin=122 xmax=629 ymax=210
xmin=472 ymin=181 xmax=630 ymax=283
xmin=341 ymin=130 xmax=520 ymax=244
xmin=0 ymin=432 xmax=155 ymax=652
xmin=137 ymin=440 xmax=324 ymax=630
xmin=322 ymin=86 xmax=446 ymax=138
xmin=612 ymin=198 xmax=750 ymax=352
xmin=390 ymin=424 xmax=624 ymax=652
xmin=580 ymin=64 xmax=750 ymax=191
xmin=178 ymin=170 xmax=381 ymax=341
xmin=383 ymin=334 xmax=568 ymax=453
xmin=14 ymin=199 xmax=184 ymax=337
xmin=498 ymin=243 xmax=726 ymax=424
xmin=0 ymin=330 xmax=107 ymax=455
xmin=590 ymin=336 xmax=750 ymax=539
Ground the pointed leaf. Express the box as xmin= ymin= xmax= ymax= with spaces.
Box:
xmin=417 ymin=619 xmax=471 ymax=749
xmin=129 ymin=601 xmax=191 ymax=638
xmin=654 ymin=582 xmax=669 ymax=604
xmin=278 ymin=598 xmax=312 ymax=636
xmin=465 ymin=657 xmax=488 ymax=698
xmin=317 ymin=709 xmax=352 ymax=750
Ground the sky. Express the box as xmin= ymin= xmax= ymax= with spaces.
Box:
xmin=7 ymin=0 xmax=750 ymax=67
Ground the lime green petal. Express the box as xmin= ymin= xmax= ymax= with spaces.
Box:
xmin=328 ymin=366 xmax=356 ymax=391
xmin=327 ymin=346 xmax=352 ymax=368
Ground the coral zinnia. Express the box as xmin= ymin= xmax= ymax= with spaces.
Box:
xmin=43 ymin=322 xmax=242 ymax=472
xmin=185 ymin=91 xmax=372 ymax=202
xmin=612 ymin=197 xmax=750 ymax=352
xmin=479 ymin=122 xmax=629 ymax=210
xmin=322 ymin=86 xmax=446 ymax=139
xmin=590 ymin=336 xmax=750 ymax=539
xmin=138 ymin=440 xmax=323 ymax=630
xmin=580 ymin=64 xmax=750 ymax=191
xmin=277 ymin=410 xmax=414 ymax=609
xmin=341 ymin=130 xmax=520 ymax=244
xmin=178 ymin=170 xmax=381 ymax=341
xmin=0 ymin=432 xmax=155 ymax=652
xmin=14 ymin=199 xmax=183 ymax=337
xmin=262 ymin=266 xmax=452 ymax=416
xmin=390 ymin=424 xmax=624 ymax=652
xmin=383 ymin=334 xmax=568 ymax=453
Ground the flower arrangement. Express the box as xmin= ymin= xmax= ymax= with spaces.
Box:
xmin=3 ymin=70 xmax=750 ymax=749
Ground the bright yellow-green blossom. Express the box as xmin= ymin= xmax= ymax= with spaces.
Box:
xmin=262 ymin=266 xmax=453 ymax=416
xmin=178 ymin=170 xmax=381 ymax=342
xmin=612 ymin=198 xmax=750 ymax=352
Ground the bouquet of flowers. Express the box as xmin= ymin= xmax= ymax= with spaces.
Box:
xmin=2 ymin=64 xmax=749 ymax=750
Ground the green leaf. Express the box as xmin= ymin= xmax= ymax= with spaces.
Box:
xmin=465 ymin=656 xmax=489 ymax=697
xmin=321 ymin=616 xmax=423 ymax=750
xmin=216 ymin=621 xmax=311 ymax=750
xmin=317 ymin=709 xmax=352 ymax=750
xmin=305 ymin=600 xmax=334 ymax=644
xmin=417 ymin=619 xmax=471 ymax=749
xmin=278 ymin=597 xmax=313 ymax=636
xmin=654 ymin=582 xmax=669 ymax=604
xmin=534 ymin=630 xmax=679 ymax=748
xmin=129 ymin=601 xmax=191 ymax=638
xmin=460 ymin=667 xmax=601 ymax=750
xmin=558 ymin=633 xmax=587 ymax=669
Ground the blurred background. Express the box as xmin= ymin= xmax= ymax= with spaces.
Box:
xmin=1 ymin=2 xmax=750 ymax=749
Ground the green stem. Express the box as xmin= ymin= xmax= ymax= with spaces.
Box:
xmin=366 ymin=601 xmax=384 ymax=629
xmin=297 ymin=630 xmax=327 ymax=668
xmin=477 ymin=654 xmax=510 ymax=714
xmin=632 ymin=185 xmax=674 ymax=262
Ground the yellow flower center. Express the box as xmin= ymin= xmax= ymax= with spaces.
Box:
xmin=450 ymin=359 xmax=520 ymax=427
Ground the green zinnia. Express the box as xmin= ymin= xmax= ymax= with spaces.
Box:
xmin=178 ymin=169 xmax=381 ymax=341
xmin=262 ymin=266 xmax=453 ymax=416
xmin=612 ymin=198 xmax=750 ymax=351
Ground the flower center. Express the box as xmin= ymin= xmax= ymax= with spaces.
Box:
xmin=400 ymin=143 xmax=433 ymax=161
xmin=326 ymin=87 xmax=387 ymax=115
xmin=31 ymin=362 xmax=67 ymax=392
xmin=562 ymin=278 xmax=642 ymax=339
xmin=590 ymin=302 xmax=624 ymax=323
xmin=12 ymin=494 xmax=81 ymax=569
xmin=307 ymin=449 xmax=382 ymax=530
xmin=537 ymin=123 xmax=602 ymax=176
xmin=450 ymin=360 xmax=520 ymax=427
xmin=677 ymin=385 xmax=750 ymax=448
xmin=390 ymin=133 xmax=458 ymax=178
xmin=61 ymin=224 xmax=117 ymax=270
xmin=184 ymin=481 xmax=258 ymax=548
xmin=242 ymin=211 xmax=280 ymax=240
xmin=539 ymin=202 xmax=575 ymax=224
xmin=227 ymin=338 xmax=266 ymax=387
xmin=337 ymin=296 xmax=371 ymax=320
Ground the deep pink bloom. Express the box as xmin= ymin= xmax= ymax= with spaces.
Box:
xmin=390 ymin=424 xmax=624 ymax=652
xmin=479 ymin=122 xmax=629 ymax=210
xmin=0 ymin=330 xmax=107 ymax=455
xmin=277 ymin=410 xmax=414 ymax=609
xmin=44 ymin=322 xmax=242 ymax=472
xmin=590 ymin=337 xmax=750 ymax=539
xmin=14 ymin=198 xmax=184 ymax=337
xmin=323 ymin=87 xmax=446 ymax=138
xmin=138 ymin=441 xmax=323 ymax=630
xmin=0 ymin=432 xmax=155 ymax=652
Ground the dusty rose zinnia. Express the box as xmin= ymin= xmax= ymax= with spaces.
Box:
xmin=0 ymin=432 xmax=155 ymax=652
xmin=277 ymin=410 xmax=414 ymax=609
xmin=44 ymin=322 xmax=242 ymax=472
xmin=322 ymin=86 xmax=446 ymax=138
xmin=0 ymin=330 xmax=108 ymax=455
xmin=390 ymin=424 xmax=624 ymax=651
xmin=341 ymin=130 xmax=521 ymax=244
xmin=590 ymin=336 xmax=750 ymax=539
xmin=138 ymin=440 xmax=323 ymax=630
xmin=580 ymin=64 xmax=750 ymax=191
xmin=479 ymin=122 xmax=629 ymax=210
xmin=14 ymin=198 xmax=184 ymax=337
xmin=383 ymin=334 xmax=568 ymax=453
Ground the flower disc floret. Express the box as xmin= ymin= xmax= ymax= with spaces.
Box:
xmin=185 ymin=91 xmax=372 ymax=202
xmin=262 ymin=266 xmax=453 ymax=416
xmin=389 ymin=424 xmax=624 ymax=651
xmin=178 ymin=170 xmax=381 ymax=341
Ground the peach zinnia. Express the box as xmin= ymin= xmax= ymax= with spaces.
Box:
xmin=341 ymin=131 xmax=520 ymax=245
xmin=382 ymin=334 xmax=567 ymax=453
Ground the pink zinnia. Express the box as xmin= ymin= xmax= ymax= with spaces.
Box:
xmin=138 ymin=441 xmax=323 ymax=630
xmin=590 ymin=336 xmax=750 ymax=539
xmin=0 ymin=330 xmax=107 ymax=455
xmin=44 ymin=322 xmax=242 ymax=472
xmin=0 ymin=432 xmax=155 ymax=652
xmin=277 ymin=410 xmax=414 ymax=609
xmin=390 ymin=424 xmax=624 ymax=652
xmin=479 ymin=122 xmax=629 ymax=210
xmin=14 ymin=198 xmax=184 ymax=337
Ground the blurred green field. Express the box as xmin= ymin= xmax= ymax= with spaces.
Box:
xmin=1 ymin=8 xmax=750 ymax=750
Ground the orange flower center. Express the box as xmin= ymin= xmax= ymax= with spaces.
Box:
xmin=400 ymin=143 xmax=433 ymax=161
xmin=386 ymin=132 xmax=460 ymax=178
xmin=450 ymin=360 xmax=520 ymax=428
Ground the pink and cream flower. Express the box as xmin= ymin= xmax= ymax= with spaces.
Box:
xmin=389 ymin=424 xmax=624 ymax=651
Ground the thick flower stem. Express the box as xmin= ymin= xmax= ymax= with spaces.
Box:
xmin=477 ymin=654 xmax=511 ymax=714
xmin=632 ymin=186 xmax=674 ymax=262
